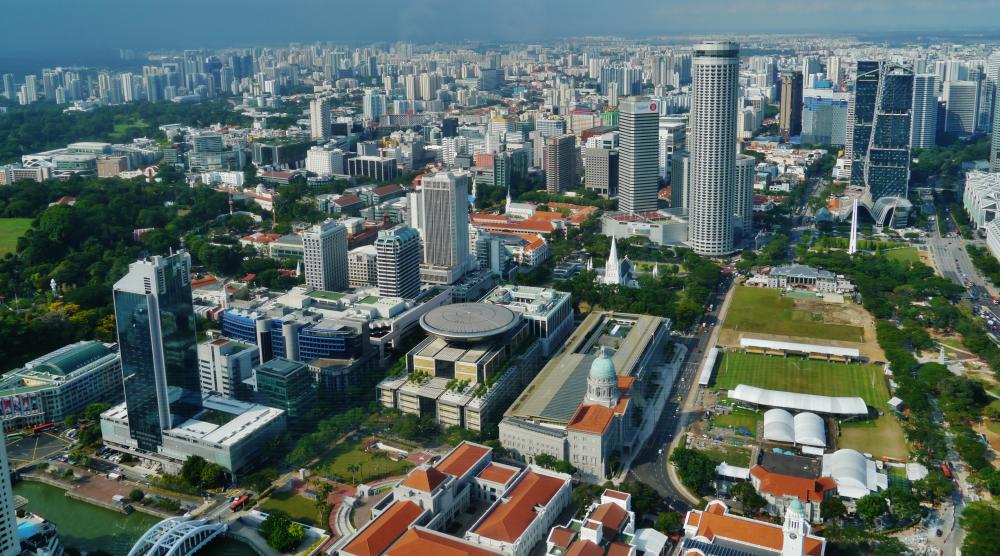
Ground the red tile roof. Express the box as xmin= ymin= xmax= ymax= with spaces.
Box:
xmin=750 ymin=466 xmax=836 ymax=503
xmin=385 ymin=527 xmax=499 ymax=556
xmin=606 ymin=542 xmax=633 ymax=556
xmin=477 ymin=464 xmax=518 ymax=485
xmin=603 ymin=489 xmax=630 ymax=502
xmin=341 ymin=500 xmax=423 ymax=556
xmin=402 ymin=466 xmax=449 ymax=493
xmin=566 ymin=377 xmax=633 ymax=435
xmin=589 ymin=502 xmax=629 ymax=538
xmin=435 ymin=442 xmax=490 ymax=479
xmin=546 ymin=526 xmax=575 ymax=549
xmin=565 ymin=540 xmax=603 ymax=556
xmin=472 ymin=471 xmax=567 ymax=543
xmin=371 ymin=184 xmax=403 ymax=196
xmin=334 ymin=195 xmax=363 ymax=207
xmin=686 ymin=501 xmax=825 ymax=556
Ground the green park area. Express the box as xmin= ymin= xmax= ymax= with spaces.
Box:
xmin=0 ymin=218 xmax=32 ymax=256
xmin=315 ymin=440 xmax=413 ymax=486
xmin=722 ymin=286 xmax=864 ymax=342
xmin=884 ymin=247 xmax=920 ymax=264
xmin=257 ymin=490 xmax=322 ymax=527
xmin=713 ymin=352 xmax=890 ymax=407
xmin=711 ymin=407 xmax=763 ymax=432
xmin=839 ymin=415 xmax=909 ymax=460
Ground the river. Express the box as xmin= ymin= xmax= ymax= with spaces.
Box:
xmin=13 ymin=480 xmax=255 ymax=555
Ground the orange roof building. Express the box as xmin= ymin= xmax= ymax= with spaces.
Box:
xmin=385 ymin=527 xmax=499 ymax=556
xmin=435 ymin=441 xmax=491 ymax=480
xmin=681 ymin=500 xmax=826 ymax=556
xmin=340 ymin=500 xmax=425 ymax=556
xmin=467 ymin=470 xmax=571 ymax=552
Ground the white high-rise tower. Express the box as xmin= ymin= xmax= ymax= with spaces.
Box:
xmin=618 ymin=97 xmax=660 ymax=214
xmin=911 ymin=74 xmax=939 ymax=150
xmin=848 ymin=198 xmax=859 ymax=255
xmin=303 ymin=220 xmax=348 ymax=291
xmin=309 ymin=97 xmax=331 ymax=141
xmin=688 ymin=41 xmax=740 ymax=256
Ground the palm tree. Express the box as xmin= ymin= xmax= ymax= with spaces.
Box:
xmin=346 ymin=464 xmax=358 ymax=485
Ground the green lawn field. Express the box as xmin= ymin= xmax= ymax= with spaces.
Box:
xmin=884 ymin=247 xmax=920 ymax=264
xmin=711 ymin=408 xmax=763 ymax=431
xmin=0 ymin=218 xmax=32 ymax=256
xmin=713 ymin=352 xmax=890 ymax=407
xmin=257 ymin=490 xmax=322 ymax=526
xmin=316 ymin=440 xmax=413 ymax=486
xmin=722 ymin=287 xmax=864 ymax=342
xmin=839 ymin=415 xmax=909 ymax=460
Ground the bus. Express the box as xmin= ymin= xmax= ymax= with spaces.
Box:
xmin=940 ymin=462 xmax=953 ymax=479
xmin=230 ymin=494 xmax=250 ymax=512
xmin=29 ymin=423 xmax=55 ymax=435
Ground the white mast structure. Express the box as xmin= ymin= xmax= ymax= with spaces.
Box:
xmin=847 ymin=198 xmax=859 ymax=255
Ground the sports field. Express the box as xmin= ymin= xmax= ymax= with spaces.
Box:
xmin=0 ymin=218 xmax=32 ymax=256
xmin=839 ymin=415 xmax=909 ymax=460
xmin=713 ymin=352 xmax=890 ymax=407
xmin=722 ymin=287 xmax=864 ymax=343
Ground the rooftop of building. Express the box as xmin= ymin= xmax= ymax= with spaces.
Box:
xmin=341 ymin=500 xmax=425 ymax=556
xmin=254 ymin=357 xmax=306 ymax=378
xmin=480 ymin=285 xmax=569 ymax=319
xmin=385 ymin=527 xmax=499 ymax=556
xmin=684 ymin=501 xmax=825 ymax=556
xmin=565 ymin=376 xmax=634 ymax=435
xmin=505 ymin=312 xmax=665 ymax=425
xmin=23 ymin=341 xmax=115 ymax=378
xmin=401 ymin=465 xmax=449 ymax=493
xmin=420 ymin=303 xmax=521 ymax=342
xmin=758 ymin=452 xmax=822 ymax=480
xmin=435 ymin=441 xmax=491 ymax=479
xmin=477 ymin=463 xmax=519 ymax=486
xmin=471 ymin=470 xmax=568 ymax=544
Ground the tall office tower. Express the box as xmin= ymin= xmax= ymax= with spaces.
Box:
xmin=849 ymin=61 xmax=914 ymax=226
xmin=375 ymin=225 xmax=422 ymax=299
xmin=417 ymin=171 xmax=471 ymax=285
xmin=544 ymin=134 xmax=578 ymax=194
xmin=0 ymin=431 xmax=17 ymax=556
xmin=113 ymin=252 xmax=199 ymax=452
xmin=734 ymin=155 xmax=755 ymax=237
xmin=992 ymin=103 xmax=1000 ymax=172
xmin=310 ymin=97 xmax=331 ymax=141
xmin=942 ymin=80 xmax=979 ymax=137
xmin=801 ymin=56 xmax=822 ymax=82
xmin=303 ymin=221 xmax=348 ymax=292
xmin=584 ymin=147 xmax=619 ymax=198
xmin=688 ymin=42 xmax=740 ymax=256
xmin=618 ymin=97 xmax=660 ymax=214
xmin=0 ymin=74 xmax=13 ymax=100
xmin=23 ymin=75 xmax=38 ymax=103
xmin=827 ymin=56 xmax=842 ymax=86
xmin=779 ymin=71 xmax=803 ymax=137
xmin=911 ymin=74 xmax=939 ymax=149
xmin=362 ymin=90 xmax=386 ymax=121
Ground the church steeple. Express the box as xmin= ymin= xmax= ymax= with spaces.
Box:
xmin=603 ymin=237 xmax=621 ymax=285
xmin=781 ymin=499 xmax=810 ymax=556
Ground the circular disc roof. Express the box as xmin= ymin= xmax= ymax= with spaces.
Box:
xmin=420 ymin=303 xmax=520 ymax=341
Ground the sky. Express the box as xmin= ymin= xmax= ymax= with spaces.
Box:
xmin=1 ymin=0 xmax=998 ymax=71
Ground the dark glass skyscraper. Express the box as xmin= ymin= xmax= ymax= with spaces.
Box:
xmin=850 ymin=61 xmax=914 ymax=225
xmin=113 ymin=251 xmax=199 ymax=452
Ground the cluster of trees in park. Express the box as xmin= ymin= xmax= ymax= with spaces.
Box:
xmin=910 ymin=136 xmax=991 ymax=189
xmin=0 ymin=172 xmax=312 ymax=366
xmin=967 ymin=245 xmax=1000 ymax=287
xmin=554 ymin=250 xmax=720 ymax=329
xmin=260 ymin=511 xmax=306 ymax=552
xmin=0 ymin=99 xmax=249 ymax=163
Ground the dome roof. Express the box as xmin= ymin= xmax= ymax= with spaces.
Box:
xmin=589 ymin=347 xmax=616 ymax=381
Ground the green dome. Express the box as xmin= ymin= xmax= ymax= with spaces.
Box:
xmin=589 ymin=347 xmax=616 ymax=381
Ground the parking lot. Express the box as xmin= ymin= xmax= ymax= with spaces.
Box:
xmin=6 ymin=431 xmax=73 ymax=470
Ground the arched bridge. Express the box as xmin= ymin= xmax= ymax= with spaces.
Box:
xmin=128 ymin=516 xmax=227 ymax=556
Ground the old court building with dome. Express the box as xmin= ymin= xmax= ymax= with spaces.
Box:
xmin=500 ymin=311 xmax=676 ymax=482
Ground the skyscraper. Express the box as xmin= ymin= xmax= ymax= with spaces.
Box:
xmin=310 ymin=97 xmax=331 ymax=141
xmin=688 ymin=42 xmax=740 ymax=256
xmin=734 ymin=155 xmax=756 ymax=237
xmin=992 ymin=104 xmax=1000 ymax=172
xmin=0 ymin=74 xmax=13 ymax=101
xmin=544 ymin=134 xmax=578 ymax=194
xmin=113 ymin=252 xmax=199 ymax=452
xmin=618 ymin=96 xmax=660 ymax=214
xmin=375 ymin=225 xmax=422 ymax=299
xmin=303 ymin=221 xmax=348 ymax=292
xmin=362 ymin=90 xmax=386 ymax=121
xmin=0 ymin=431 xmax=17 ymax=556
xmin=417 ymin=171 xmax=471 ymax=285
xmin=779 ymin=71 xmax=803 ymax=137
xmin=942 ymin=80 xmax=979 ymax=137
xmin=911 ymin=74 xmax=939 ymax=149
xmin=849 ymin=61 xmax=914 ymax=226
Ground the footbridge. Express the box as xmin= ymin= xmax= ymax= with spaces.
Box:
xmin=128 ymin=516 xmax=227 ymax=556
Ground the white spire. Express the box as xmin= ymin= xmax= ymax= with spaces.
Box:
xmin=652 ymin=263 xmax=659 ymax=278
xmin=603 ymin=237 xmax=621 ymax=285
xmin=848 ymin=198 xmax=859 ymax=255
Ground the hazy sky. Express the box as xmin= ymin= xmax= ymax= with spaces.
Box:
xmin=2 ymin=0 xmax=998 ymax=63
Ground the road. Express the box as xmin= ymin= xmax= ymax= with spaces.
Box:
xmin=629 ymin=276 xmax=735 ymax=510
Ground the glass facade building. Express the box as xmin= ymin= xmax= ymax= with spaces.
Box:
xmin=113 ymin=252 xmax=199 ymax=452
xmin=850 ymin=61 xmax=914 ymax=208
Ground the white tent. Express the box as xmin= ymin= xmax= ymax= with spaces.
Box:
xmin=793 ymin=412 xmax=827 ymax=447
xmin=728 ymin=384 xmax=868 ymax=415
xmin=763 ymin=408 xmax=795 ymax=443
xmin=821 ymin=449 xmax=888 ymax=499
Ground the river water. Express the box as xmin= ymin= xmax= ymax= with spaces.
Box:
xmin=13 ymin=480 xmax=255 ymax=555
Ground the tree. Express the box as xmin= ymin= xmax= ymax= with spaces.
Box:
xmin=820 ymin=496 xmax=847 ymax=521
xmin=730 ymin=482 xmax=766 ymax=516
xmin=655 ymin=511 xmax=682 ymax=533
xmin=669 ymin=448 xmax=716 ymax=492
xmin=180 ymin=455 xmax=207 ymax=487
xmin=128 ymin=488 xmax=145 ymax=503
xmin=199 ymin=463 xmax=226 ymax=489
xmin=534 ymin=454 xmax=558 ymax=469
xmin=855 ymin=493 xmax=888 ymax=525
xmin=961 ymin=502 xmax=1000 ymax=555
xmin=259 ymin=511 xmax=304 ymax=552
